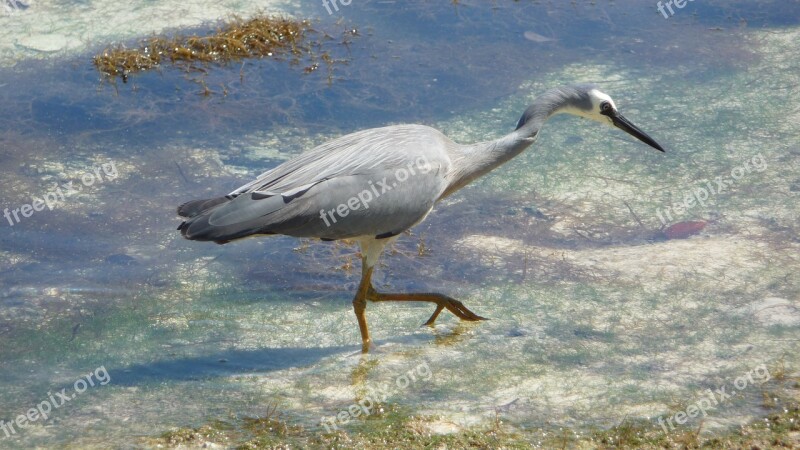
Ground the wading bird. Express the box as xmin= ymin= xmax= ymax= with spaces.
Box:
xmin=178 ymin=85 xmax=665 ymax=352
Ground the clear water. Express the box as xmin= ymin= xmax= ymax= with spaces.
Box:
xmin=1 ymin=0 xmax=799 ymax=447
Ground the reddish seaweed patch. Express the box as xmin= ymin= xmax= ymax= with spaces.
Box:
xmin=663 ymin=220 xmax=708 ymax=239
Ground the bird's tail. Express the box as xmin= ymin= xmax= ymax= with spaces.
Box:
xmin=177 ymin=196 xmax=231 ymax=218
xmin=177 ymin=193 xmax=281 ymax=244
xmin=177 ymin=196 xmax=237 ymax=244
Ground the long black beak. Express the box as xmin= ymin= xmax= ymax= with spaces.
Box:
xmin=611 ymin=113 xmax=665 ymax=152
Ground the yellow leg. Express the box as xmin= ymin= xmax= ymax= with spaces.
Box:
xmin=353 ymin=265 xmax=374 ymax=353
xmin=352 ymin=256 xmax=486 ymax=353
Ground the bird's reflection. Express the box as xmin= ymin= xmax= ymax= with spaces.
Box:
xmin=431 ymin=321 xmax=479 ymax=347
xmin=347 ymin=320 xmax=479 ymax=404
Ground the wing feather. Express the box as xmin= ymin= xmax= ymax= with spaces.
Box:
xmin=229 ymin=125 xmax=452 ymax=197
xmin=181 ymin=124 xmax=455 ymax=242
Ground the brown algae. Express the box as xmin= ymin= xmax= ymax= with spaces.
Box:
xmin=93 ymin=15 xmax=319 ymax=82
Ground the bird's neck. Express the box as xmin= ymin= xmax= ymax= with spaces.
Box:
xmin=441 ymin=127 xmax=540 ymax=198
xmin=439 ymin=86 xmax=593 ymax=199
xmin=441 ymin=95 xmax=563 ymax=198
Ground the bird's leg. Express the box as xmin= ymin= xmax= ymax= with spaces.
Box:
xmin=366 ymin=288 xmax=487 ymax=326
xmin=353 ymin=265 xmax=374 ymax=353
xmin=352 ymin=236 xmax=485 ymax=352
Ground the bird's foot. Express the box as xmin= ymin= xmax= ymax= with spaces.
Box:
xmin=423 ymin=298 xmax=487 ymax=326
xmin=366 ymin=288 xmax=487 ymax=326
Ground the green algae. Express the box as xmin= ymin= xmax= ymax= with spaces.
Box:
xmin=145 ymin=374 xmax=800 ymax=449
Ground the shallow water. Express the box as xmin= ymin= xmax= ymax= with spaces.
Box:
xmin=1 ymin=0 xmax=799 ymax=447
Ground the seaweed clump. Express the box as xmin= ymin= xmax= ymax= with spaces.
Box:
xmin=93 ymin=15 xmax=315 ymax=82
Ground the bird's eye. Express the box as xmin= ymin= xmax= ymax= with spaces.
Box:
xmin=600 ymin=101 xmax=613 ymax=114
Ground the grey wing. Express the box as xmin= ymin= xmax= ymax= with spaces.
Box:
xmin=229 ymin=125 xmax=448 ymax=196
xmin=179 ymin=125 xmax=453 ymax=242
xmin=263 ymin=167 xmax=446 ymax=239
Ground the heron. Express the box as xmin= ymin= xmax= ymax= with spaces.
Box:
xmin=177 ymin=84 xmax=665 ymax=352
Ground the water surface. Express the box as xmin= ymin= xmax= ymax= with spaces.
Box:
xmin=0 ymin=0 xmax=798 ymax=447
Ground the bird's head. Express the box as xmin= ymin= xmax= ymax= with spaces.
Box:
xmin=566 ymin=87 xmax=665 ymax=153
xmin=517 ymin=85 xmax=665 ymax=152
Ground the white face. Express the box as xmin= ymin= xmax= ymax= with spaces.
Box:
xmin=563 ymin=89 xmax=619 ymax=126
xmin=588 ymin=89 xmax=618 ymax=125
